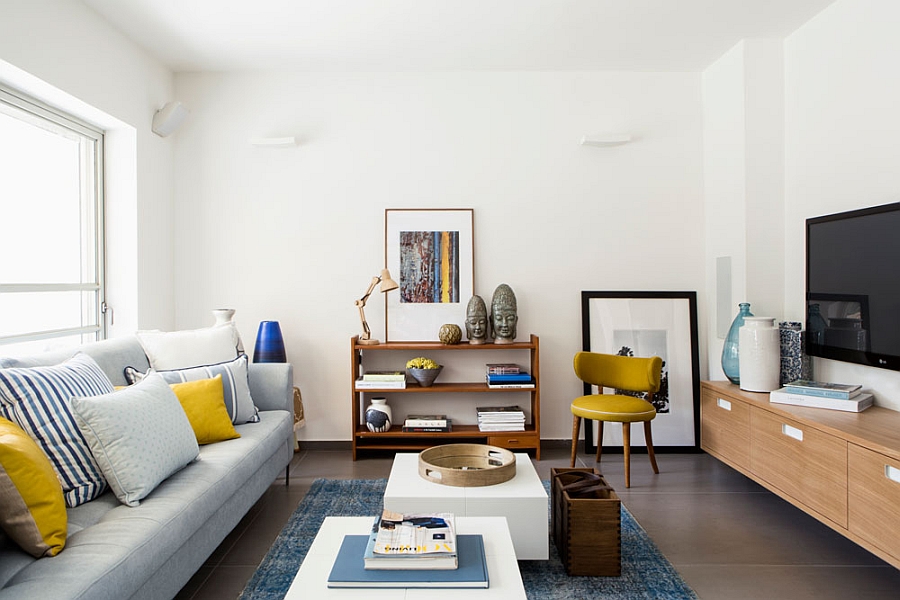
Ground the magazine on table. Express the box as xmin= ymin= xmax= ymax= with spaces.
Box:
xmin=363 ymin=510 xmax=458 ymax=569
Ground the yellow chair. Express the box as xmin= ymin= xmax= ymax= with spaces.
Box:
xmin=570 ymin=351 xmax=663 ymax=488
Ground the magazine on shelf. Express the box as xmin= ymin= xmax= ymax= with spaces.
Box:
xmin=355 ymin=377 xmax=406 ymax=389
xmin=782 ymin=379 xmax=863 ymax=399
xmin=361 ymin=370 xmax=407 ymax=382
xmin=476 ymin=405 xmax=525 ymax=415
xmin=478 ymin=423 xmax=525 ymax=432
xmin=770 ymin=389 xmax=873 ymax=412
xmin=328 ymin=534 xmax=488 ymax=588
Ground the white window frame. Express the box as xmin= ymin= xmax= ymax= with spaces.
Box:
xmin=0 ymin=85 xmax=106 ymax=347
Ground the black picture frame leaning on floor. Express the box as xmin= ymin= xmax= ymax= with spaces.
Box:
xmin=580 ymin=291 xmax=701 ymax=454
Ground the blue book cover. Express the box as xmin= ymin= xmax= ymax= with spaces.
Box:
xmin=328 ymin=534 xmax=489 ymax=588
xmin=487 ymin=373 xmax=533 ymax=382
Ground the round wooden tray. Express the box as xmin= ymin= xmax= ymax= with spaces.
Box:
xmin=418 ymin=444 xmax=516 ymax=487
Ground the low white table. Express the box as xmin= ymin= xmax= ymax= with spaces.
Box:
xmin=283 ymin=516 xmax=526 ymax=599
xmin=383 ymin=453 xmax=548 ymax=560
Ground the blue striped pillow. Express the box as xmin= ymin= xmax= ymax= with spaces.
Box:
xmin=0 ymin=353 xmax=113 ymax=507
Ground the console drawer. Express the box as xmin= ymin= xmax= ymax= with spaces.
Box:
xmin=750 ymin=408 xmax=847 ymax=527
xmin=848 ymin=443 xmax=900 ymax=561
xmin=487 ymin=433 xmax=539 ymax=451
xmin=700 ymin=390 xmax=750 ymax=469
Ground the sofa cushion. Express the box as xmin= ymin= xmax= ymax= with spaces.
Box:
xmin=136 ymin=326 xmax=239 ymax=371
xmin=169 ymin=376 xmax=240 ymax=445
xmin=71 ymin=374 xmax=199 ymax=508
xmin=0 ymin=417 xmax=67 ymax=558
xmin=128 ymin=355 xmax=260 ymax=424
xmin=0 ymin=353 xmax=112 ymax=507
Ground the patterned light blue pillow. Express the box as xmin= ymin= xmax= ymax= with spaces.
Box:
xmin=0 ymin=353 xmax=113 ymax=507
xmin=126 ymin=355 xmax=259 ymax=424
xmin=71 ymin=373 xmax=199 ymax=507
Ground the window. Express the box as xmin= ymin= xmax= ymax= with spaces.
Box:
xmin=0 ymin=86 xmax=105 ymax=355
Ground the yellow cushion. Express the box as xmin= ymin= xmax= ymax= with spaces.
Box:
xmin=169 ymin=375 xmax=240 ymax=445
xmin=571 ymin=394 xmax=657 ymax=423
xmin=0 ymin=417 xmax=67 ymax=557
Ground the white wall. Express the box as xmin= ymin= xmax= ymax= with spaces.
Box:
xmin=0 ymin=0 xmax=176 ymax=333
xmin=783 ymin=0 xmax=900 ymax=409
xmin=173 ymin=71 xmax=706 ymax=441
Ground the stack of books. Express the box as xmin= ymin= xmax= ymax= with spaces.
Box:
xmin=402 ymin=414 xmax=452 ymax=432
xmin=476 ymin=405 xmax=526 ymax=432
xmin=365 ymin=510 xmax=458 ymax=570
xmin=770 ymin=379 xmax=873 ymax=412
xmin=356 ymin=370 xmax=407 ymax=389
xmin=485 ymin=364 xmax=534 ymax=389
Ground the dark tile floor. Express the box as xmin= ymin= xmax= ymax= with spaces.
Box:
xmin=176 ymin=445 xmax=900 ymax=599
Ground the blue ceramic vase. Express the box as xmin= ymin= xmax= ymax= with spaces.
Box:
xmin=721 ymin=303 xmax=753 ymax=384
xmin=253 ymin=321 xmax=286 ymax=363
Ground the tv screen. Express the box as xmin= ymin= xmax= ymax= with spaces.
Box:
xmin=806 ymin=202 xmax=900 ymax=371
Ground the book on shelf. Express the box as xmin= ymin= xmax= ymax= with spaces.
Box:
xmin=485 ymin=363 xmax=521 ymax=375
xmin=486 ymin=379 xmax=535 ymax=389
xmin=402 ymin=421 xmax=452 ymax=433
xmin=486 ymin=372 xmax=533 ymax=383
xmin=770 ymin=389 xmax=873 ymax=412
xmin=404 ymin=414 xmax=448 ymax=427
xmin=364 ymin=510 xmax=457 ymax=570
xmin=476 ymin=405 xmax=525 ymax=416
xmin=327 ymin=534 xmax=488 ymax=588
xmin=781 ymin=379 xmax=863 ymax=399
xmin=355 ymin=377 xmax=406 ymax=389
xmin=361 ymin=370 xmax=407 ymax=382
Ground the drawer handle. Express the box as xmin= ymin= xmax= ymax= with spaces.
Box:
xmin=782 ymin=424 xmax=803 ymax=441
xmin=716 ymin=398 xmax=732 ymax=411
xmin=886 ymin=465 xmax=900 ymax=484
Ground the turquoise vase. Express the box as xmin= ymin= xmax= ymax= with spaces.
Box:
xmin=722 ymin=303 xmax=753 ymax=384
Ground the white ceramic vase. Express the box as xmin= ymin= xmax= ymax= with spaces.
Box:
xmin=739 ymin=317 xmax=781 ymax=392
xmin=212 ymin=308 xmax=245 ymax=354
xmin=365 ymin=397 xmax=392 ymax=432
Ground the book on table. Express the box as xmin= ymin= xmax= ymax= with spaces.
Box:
xmin=327 ymin=534 xmax=488 ymax=588
xmin=364 ymin=510 xmax=457 ymax=570
xmin=770 ymin=389 xmax=874 ymax=412
xmin=782 ymin=379 xmax=862 ymax=399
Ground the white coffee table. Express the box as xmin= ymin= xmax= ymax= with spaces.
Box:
xmin=383 ymin=453 xmax=548 ymax=560
xmin=283 ymin=516 xmax=526 ymax=599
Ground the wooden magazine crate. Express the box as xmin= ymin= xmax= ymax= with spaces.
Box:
xmin=551 ymin=467 xmax=621 ymax=576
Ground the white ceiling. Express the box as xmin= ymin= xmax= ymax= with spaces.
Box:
xmin=80 ymin=0 xmax=836 ymax=72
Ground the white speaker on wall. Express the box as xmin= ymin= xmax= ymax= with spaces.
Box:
xmin=151 ymin=101 xmax=189 ymax=137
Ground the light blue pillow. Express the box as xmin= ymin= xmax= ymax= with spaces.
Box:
xmin=71 ymin=373 xmax=199 ymax=507
xmin=127 ymin=355 xmax=259 ymax=424
xmin=0 ymin=353 xmax=112 ymax=507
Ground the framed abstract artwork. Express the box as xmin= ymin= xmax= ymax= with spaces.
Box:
xmin=580 ymin=291 xmax=701 ymax=452
xmin=384 ymin=209 xmax=474 ymax=342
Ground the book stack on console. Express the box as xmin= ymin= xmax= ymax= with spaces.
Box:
xmin=485 ymin=364 xmax=534 ymax=389
xmin=402 ymin=414 xmax=452 ymax=432
xmin=356 ymin=370 xmax=407 ymax=389
xmin=770 ymin=379 xmax=873 ymax=412
xmin=476 ymin=405 xmax=526 ymax=432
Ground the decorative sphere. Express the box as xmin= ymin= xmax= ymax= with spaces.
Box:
xmin=439 ymin=324 xmax=462 ymax=345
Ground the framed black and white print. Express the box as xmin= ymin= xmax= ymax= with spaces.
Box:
xmin=384 ymin=209 xmax=474 ymax=342
xmin=580 ymin=291 xmax=701 ymax=452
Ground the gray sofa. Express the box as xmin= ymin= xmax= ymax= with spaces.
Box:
xmin=0 ymin=336 xmax=294 ymax=600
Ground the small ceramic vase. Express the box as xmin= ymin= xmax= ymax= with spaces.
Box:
xmin=739 ymin=317 xmax=780 ymax=392
xmin=364 ymin=397 xmax=392 ymax=432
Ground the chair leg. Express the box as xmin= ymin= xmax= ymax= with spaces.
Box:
xmin=622 ymin=422 xmax=631 ymax=488
xmin=644 ymin=420 xmax=660 ymax=474
xmin=595 ymin=421 xmax=604 ymax=463
xmin=570 ymin=414 xmax=581 ymax=467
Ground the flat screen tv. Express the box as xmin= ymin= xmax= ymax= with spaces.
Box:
xmin=806 ymin=202 xmax=900 ymax=371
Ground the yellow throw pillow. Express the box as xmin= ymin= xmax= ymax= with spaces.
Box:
xmin=0 ymin=417 xmax=67 ymax=557
xmin=169 ymin=375 xmax=240 ymax=445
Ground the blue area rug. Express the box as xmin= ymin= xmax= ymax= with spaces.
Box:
xmin=239 ymin=478 xmax=697 ymax=600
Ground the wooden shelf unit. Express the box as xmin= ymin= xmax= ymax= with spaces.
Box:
xmin=701 ymin=380 xmax=900 ymax=569
xmin=351 ymin=335 xmax=541 ymax=460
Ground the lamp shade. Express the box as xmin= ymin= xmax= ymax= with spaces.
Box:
xmin=253 ymin=321 xmax=286 ymax=363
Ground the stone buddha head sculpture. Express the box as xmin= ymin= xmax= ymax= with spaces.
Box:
xmin=465 ymin=295 xmax=489 ymax=344
xmin=490 ymin=284 xmax=518 ymax=344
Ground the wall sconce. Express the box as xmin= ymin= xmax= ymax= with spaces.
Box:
xmin=356 ymin=269 xmax=399 ymax=345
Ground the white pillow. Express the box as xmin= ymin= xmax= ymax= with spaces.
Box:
xmin=137 ymin=325 xmax=239 ymax=370
xmin=71 ymin=373 xmax=199 ymax=507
